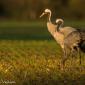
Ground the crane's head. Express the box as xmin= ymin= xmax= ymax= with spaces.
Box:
xmin=56 ymin=19 xmax=64 ymax=26
xmin=40 ymin=9 xmax=51 ymax=18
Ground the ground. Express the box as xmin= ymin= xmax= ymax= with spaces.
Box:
xmin=0 ymin=40 xmax=85 ymax=85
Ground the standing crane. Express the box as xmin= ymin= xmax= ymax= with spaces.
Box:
xmin=56 ymin=18 xmax=85 ymax=65
xmin=56 ymin=18 xmax=82 ymax=65
xmin=40 ymin=9 xmax=84 ymax=67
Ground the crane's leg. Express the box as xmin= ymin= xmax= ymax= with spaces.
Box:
xmin=70 ymin=47 xmax=76 ymax=58
xmin=61 ymin=46 xmax=73 ymax=70
xmin=62 ymin=48 xmax=67 ymax=66
xmin=70 ymin=48 xmax=77 ymax=64
xmin=77 ymin=47 xmax=82 ymax=65
xmin=60 ymin=48 xmax=66 ymax=70
xmin=70 ymin=46 xmax=82 ymax=65
xmin=61 ymin=47 xmax=71 ymax=69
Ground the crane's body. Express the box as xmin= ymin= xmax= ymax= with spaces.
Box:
xmin=60 ymin=27 xmax=77 ymax=37
xmin=64 ymin=31 xmax=81 ymax=49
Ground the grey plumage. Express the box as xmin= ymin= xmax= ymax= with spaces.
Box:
xmin=77 ymin=28 xmax=85 ymax=41
xmin=77 ymin=29 xmax=85 ymax=53
xmin=63 ymin=31 xmax=81 ymax=65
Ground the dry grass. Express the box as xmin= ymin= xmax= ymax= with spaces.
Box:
xmin=0 ymin=40 xmax=85 ymax=85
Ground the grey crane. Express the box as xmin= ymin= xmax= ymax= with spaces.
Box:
xmin=55 ymin=18 xmax=83 ymax=65
xmin=55 ymin=19 xmax=81 ymax=65
xmin=40 ymin=9 xmax=83 ymax=67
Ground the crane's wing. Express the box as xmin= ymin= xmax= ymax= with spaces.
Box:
xmin=60 ymin=27 xmax=77 ymax=37
xmin=64 ymin=31 xmax=81 ymax=48
xmin=79 ymin=41 xmax=85 ymax=53
xmin=77 ymin=28 xmax=85 ymax=41
xmin=77 ymin=28 xmax=85 ymax=53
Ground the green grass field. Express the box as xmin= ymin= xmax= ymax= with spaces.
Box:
xmin=0 ymin=40 xmax=85 ymax=85
xmin=0 ymin=21 xmax=85 ymax=85
xmin=0 ymin=20 xmax=85 ymax=39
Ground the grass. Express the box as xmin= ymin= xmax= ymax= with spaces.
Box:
xmin=0 ymin=20 xmax=84 ymax=39
xmin=0 ymin=20 xmax=85 ymax=85
xmin=0 ymin=40 xmax=85 ymax=85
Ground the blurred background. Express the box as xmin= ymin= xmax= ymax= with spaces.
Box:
xmin=0 ymin=0 xmax=85 ymax=40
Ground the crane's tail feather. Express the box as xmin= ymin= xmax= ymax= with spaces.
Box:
xmin=77 ymin=28 xmax=85 ymax=41
xmin=79 ymin=41 xmax=85 ymax=53
xmin=76 ymin=28 xmax=85 ymax=53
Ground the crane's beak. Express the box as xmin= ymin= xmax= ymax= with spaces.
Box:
xmin=40 ymin=12 xmax=46 ymax=18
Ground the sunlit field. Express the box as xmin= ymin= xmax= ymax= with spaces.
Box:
xmin=0 ymin=40 xmax=85 ymax=85
xmin=0 ymin=21 xmax=85 ymax=85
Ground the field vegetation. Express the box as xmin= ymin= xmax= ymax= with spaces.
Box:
xmin=0 ymin=40 xmax=85 ymax=85
xmin=0 ymin=21 xmax=85 ymax=85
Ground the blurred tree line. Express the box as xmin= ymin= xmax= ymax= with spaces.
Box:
xmin=0 ymin=0 xmax=85 ymax=20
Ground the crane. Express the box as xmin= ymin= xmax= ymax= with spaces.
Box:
xmin=56 ymin=18 xmax=85 ymax=65
xmin=40 ymin=9 xmax=84 ymax=68
xmin=40 ymin=9 xmax=57 ymax=37
xmin=40 ymin=9 xmax=64 ymax=49
xmin=55 ymin=18 xmax=82 ymax=65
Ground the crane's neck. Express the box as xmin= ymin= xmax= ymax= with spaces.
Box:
xmin=56 ymin=23 xmax=63 ymax=31
xmin=48 ymin=11 xmax=51 ymax=22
